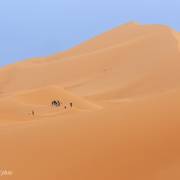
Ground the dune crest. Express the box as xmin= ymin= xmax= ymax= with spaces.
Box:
xmin=0 ymin=23 xmax=180 ymax=97
xmin=1 ymin=22 xmax=180 ymax=180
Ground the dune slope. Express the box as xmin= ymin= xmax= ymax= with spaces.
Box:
xmin=0 ymin=22 xmax=180 ymax=180
xmin=0 ymin=23 xmax=180 ymax=98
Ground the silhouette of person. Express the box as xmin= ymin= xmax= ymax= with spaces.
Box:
xmin=57 ymin=100 xmax=60 ymax=107
xmin=52 ymin=100 xmax=57 ymax=107
xmin=70 ymin=102 xmax=73 ymax=108
xmin=32 ymin=110 xmax=34 ymax=116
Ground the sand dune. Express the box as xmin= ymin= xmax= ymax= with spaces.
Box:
xmin=1 ymin=23 xmax=180 ymax=97
xmin=1 ymin=22 xmax=180 ymax=179
xmin=0 ymin=86 xmax=100 ymax=122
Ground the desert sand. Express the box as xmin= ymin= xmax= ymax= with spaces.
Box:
xmin=1 ymin=22 xmax=180 ymax=179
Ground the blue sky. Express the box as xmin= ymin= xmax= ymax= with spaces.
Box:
xmin=0 ymin=0 xmax=179 ymax=67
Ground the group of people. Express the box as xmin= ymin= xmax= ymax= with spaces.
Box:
xmin=52 ymin=100 xmax=61 ymax=107
xmin=31 ymin=100 xmax=73 ymax=117
xmin=51 ymin=100 xmax=73 ymax=109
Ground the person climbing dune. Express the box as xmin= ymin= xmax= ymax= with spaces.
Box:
xmin=70 ymin=102 xmax=73 ymax=108
xmin=57 ymin=100 xmax=60 ymax=107
xmin=52 ymin=100 xmax=57 ymax=107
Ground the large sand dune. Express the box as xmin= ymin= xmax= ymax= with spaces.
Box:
xmin=0 ymin=22 xmax=180 ymax=179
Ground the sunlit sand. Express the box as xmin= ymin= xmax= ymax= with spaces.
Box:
xmin=1 ymin=22 xmax=180 ymax=179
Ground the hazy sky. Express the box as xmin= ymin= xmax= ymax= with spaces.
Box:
xmin=0 ymin=0 xmax=179 ymax=66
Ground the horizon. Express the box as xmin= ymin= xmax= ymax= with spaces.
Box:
xmin=0 ymin=0 xmax=179 ymax=67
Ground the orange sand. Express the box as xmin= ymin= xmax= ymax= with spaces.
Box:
xmin=1 ymin=22 xmax=180 ymax=179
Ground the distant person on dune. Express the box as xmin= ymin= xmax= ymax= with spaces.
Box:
xmin=57 ymin=100 xmax=60 ymax=107
xmin=70 ymin=102 xmax=73 ymax=108
xmin=32 ymin=110 xmax=35 ymax=116
xmin=52 ymin=100 xmax=57 ymax=107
